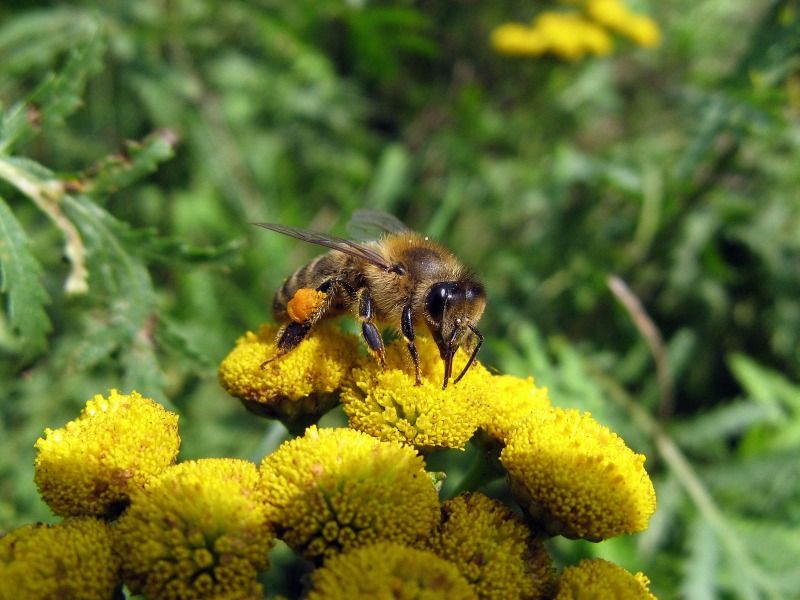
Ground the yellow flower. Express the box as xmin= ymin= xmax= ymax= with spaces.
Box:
xmin=34 ymin=389 xmax=180 ymax=517
xmin=306 ymin=542 xmax=476 ymax=599
xmin=426 ymin=493 xmax=555 ymax=600
xmin=115 ymin=458 xmax=274 ymax=600
xmin=617 ymin=14 xmax=661 ymax=48
xmin=260 ymin=426 xmax=440 ymax=561
xmin=491 ymin=12 xmax=612 ymax=60
xmin=492 ymin=1 xmax=659 ymax=60
xmin=584 ymin=0 xmax=630 ymax=27
xmin=478 ymin=374 xmax=551 ymax=444
xmin=585 ymin=0 xmax=661 ymax=47
xmin=490 ymin=23 xmax=549 ymax=56
xmin=554 ymin=558 xmax=656 ymax=599
xmin=341 ymin=336 xmax=490 ymax=453
xmin=500 ymin=407 xmax=656 ymax=541
xmin=219 ymin=323 xmax=361 ymax=427
xmin=0 ymin=517 xmax=119 ymax=600
xmin=536 ymin=11 xmax=614 ymax=60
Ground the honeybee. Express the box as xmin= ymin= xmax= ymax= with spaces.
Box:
xmin=253 ymin=210 xmax=486 ymax=389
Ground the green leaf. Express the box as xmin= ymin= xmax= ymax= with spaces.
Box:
xmin=0 ymin=195 xmax=51 ymax=359
xmin=59 ymin=194 xmax=163 ymax=396
xmin=155 ymin=315 xmax=214 ymax=373
xmin=0 ymin=26 xmax=104 ymax=152
xmin=78 ymin=130 xmax=179 ymax=198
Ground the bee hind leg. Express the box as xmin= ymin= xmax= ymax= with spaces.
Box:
xmin=260 ymin=321 xmax=312 ymax=369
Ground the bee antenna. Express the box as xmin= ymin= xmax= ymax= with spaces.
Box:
xmin=452 ymin=325 xmax=483 ymax=385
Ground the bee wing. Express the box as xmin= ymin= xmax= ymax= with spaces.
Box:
xmin=252 ymin=222 xmax=394 ymax=271
xmin=346 ymin=209 xmax=409 ymax=241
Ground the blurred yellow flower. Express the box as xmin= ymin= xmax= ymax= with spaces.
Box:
xmin=618 ymin=13 xmax=661 ymax=47
xmin=491 ymin=0 xmax=659 ymax=60
xmin=492 ymin=11 xmax=612 ymax=60
xmin=116 ymin=458 xmax=273 ymax=600
xmin=426 ymin=493 xmax=555 ymax=600
xmin=490 ymin=23 xmax=550 ymax=56
xmin=538 ymin=11 xmax=614 ymax=59
xmin=554 ymin=558 xmax=656 ymax=599
xmin=34 ymin=389 xmax=180 ymax=517
xmin=341 ymin=336 xmax=490 ymax=452
xmin=219 ymin=323 xmax=362 ymax=426
xmin=260 ymin=426 xmax=440 ymax=561
xmin=306 ymin=542 xmax=476 ymax=599
xmin=585 ymin=0 xmax=661 ymax=47
xmin=501 ymin=407 xmax=656 ymax=541
xmin=0 ymin=517 xmax=119 ymax=600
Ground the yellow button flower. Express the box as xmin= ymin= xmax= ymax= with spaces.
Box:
xmin=478 ymin=374 xmax=551 ymax=445
xmin=554 ymin=558 xmax=656 ymax=599
xmin=427 ymin=493 xmax=555 ymax=600
xmin=0 ymin=517 xmax=118 ymax=600
xmin=585 ymin=0 xmax=661 ymax=47
xmin=306 ymin=542 xmax=477 ymax=599
xmin=536 ymin=11 xmax=614 ymax=60
xmin=617 ymin=14 xmax=661 ymax=48
xmin=115 ymin=458 xmax=274 ymax=600
xmin=219 ymin=323 xmax=362 ymax=428
xmin=341 ymin=336 xmax=491 ymax=453
xmin=500 ymin=407 xmax=656 ymax=541
xmin=34 ymin=389 xmax=180 ymax=517
xmin=491 ymin=0 xmax=659 ymax=60
xmin=260 ymin=426 xmax=440 ymax=561
xmin=490 ymin=23 xmax=549 ymax=56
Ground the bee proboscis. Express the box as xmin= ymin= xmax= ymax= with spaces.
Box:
xmin=253 ymin=210 xmax=486 ymax=389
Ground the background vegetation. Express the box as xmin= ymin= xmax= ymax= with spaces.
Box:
xmin=1 ymin=1 xmax=798 ymax=598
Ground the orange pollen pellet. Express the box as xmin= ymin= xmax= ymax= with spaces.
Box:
xmin=287 ymin=288 xmax=327 ymax=323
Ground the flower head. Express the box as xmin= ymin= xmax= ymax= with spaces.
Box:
xmin=478 ymin=374 xmax=551 ymax=445
xmin=341 ymin=336 xmax=491 ymax=453
xmin=34 ymin=389 xmax=180 ymax=517
xmin=426 ymin=493 xmax=555 ymax=600
xmin=260 ymin=426 xmax=440 ymax=561
xmin=219 ymin=324 xmax=361 ymax=426
xmin=306 ymin=542 xmax=476 ymax=599
xmin=115 ymin=458 xmax=274 ymax=600
xmin=491 ymin=0 xmax=659 ymax=61
xmin=0 ymin=517 xmax=119 ymax=600
xmin=500 ymin=407 xmax=656 ymax=541
xmin=491 ymin=12 xmax=613 ymax=60
xmin=554 ymin=558 xmax=656 ymax=599
xmin=585 ymin=0 xmax=661 ymax=47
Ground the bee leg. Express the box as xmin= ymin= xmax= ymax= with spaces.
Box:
xmin=357 ymin=288 xmax=386 ymax=367
xmin=260 ymin=321 xmax=312 ymax=369
xmin=262 ymin=278 xmax=353 ymax=369
xmin=401 ymin=305 xmax=422 ymax=386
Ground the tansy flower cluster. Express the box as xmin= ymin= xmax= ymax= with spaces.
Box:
xmin=491 ymin=0 xmax=660 ymax=61
xmin=5 ymin=390 xmax=275 ymax=600
xmin=3 ymin=322 xmax=659 ymax=599
xmin=217 ymin=323 xmax=658 ymax=597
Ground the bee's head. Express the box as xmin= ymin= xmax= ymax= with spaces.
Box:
xmin=423 ymin=280 xmax=486 ymax=389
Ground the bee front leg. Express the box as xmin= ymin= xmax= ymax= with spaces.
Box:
xmin=357 ymin=288 xmax=386 ymax=368
xmin=401 ymin=305 xmax=422 ymax=386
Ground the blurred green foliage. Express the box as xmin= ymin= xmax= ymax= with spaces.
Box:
xmin=1 ymin=1 xmax=799 ymax=598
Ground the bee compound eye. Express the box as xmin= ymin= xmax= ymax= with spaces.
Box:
xmin=426 ymin=282 xmax=453 ymax=323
